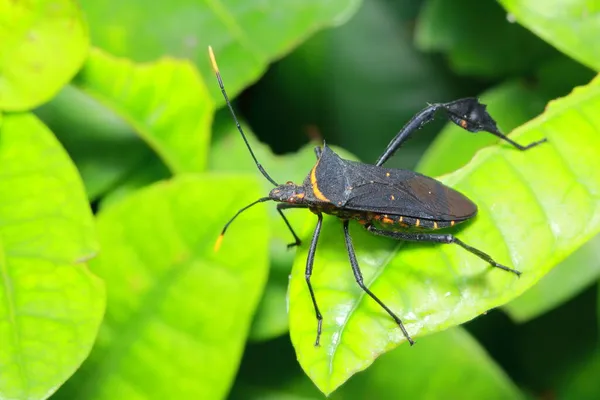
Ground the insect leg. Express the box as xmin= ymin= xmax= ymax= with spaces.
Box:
xmin=376 ymin=103 xmax=440 ymax=166
xmin=314 ymin=145 xmax=322 ymax=159
xmin=276 ymin=203 xmax=307 ymax=248
xmin=306 ymin=212 xmax=324 ymax=346
xmin=343 ymin=220 xmax=415 ymax=345
xmin=365 ymin=225 xmax=521 ymax=276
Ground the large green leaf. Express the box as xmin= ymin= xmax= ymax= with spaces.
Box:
xmin=289 ymin=75 xmax=600 ymax=394
xmin=415 ymin=0 xmax=556 ymax=77
xmin=80 ymin=0 xmax=361 ymax=102
xmin=0 ymin=113 xmax=104 ymax=399
xmin=419 ymin=74 xmax=600 ymax=323
xmin=0 ymin=0 xmax=89 ymax=111
xmin=35 ymin=85 xmax=156 ymax=200
xmin=75 ymin=48 xmax=213 ymax=174
xmin=499 ymin=0 xmax=600 ymax=72
xmin=54 ymin=175 xmax=269 ymax=399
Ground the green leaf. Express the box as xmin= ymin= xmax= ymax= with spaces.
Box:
xmin=419 ymin=69 xmax=597 ymax=323
xmin=0 ymin=0 xmax=89 ymax=111
xmin=415 ymin=0 xmax=556 ymax=77
xmin=0 ymin=113 xmax=104 ymax=399
xmin=289 ymin=75 xmax=600 ymax=394
xmin=504 ymin=234 xmax=600 ymax=322
xmin=499 ymin=0 xmax=600 ymax=72
xmin=35 ymin=85 xmax=156 ymax=200
xmin=57 ymin=175 xmax=269 ymax=399
xmin=79 ymin=0 xmax=361 ymax=102
xmin=75 ymin=48 xmax=214 ymax=174
xmin=332 ymin=328 xmax=524 ymax=399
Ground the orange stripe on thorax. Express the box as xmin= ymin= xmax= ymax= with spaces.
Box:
xmin=310 ymin=159 xmax=330 ymax=202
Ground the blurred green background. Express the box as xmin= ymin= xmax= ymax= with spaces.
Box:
xmin=1 ymin=0 xmax=600 ymax=399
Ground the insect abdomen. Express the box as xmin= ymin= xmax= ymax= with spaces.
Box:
xmin=372 ymin=213 xmax=458 ymax=229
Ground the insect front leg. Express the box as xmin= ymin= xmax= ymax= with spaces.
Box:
xmin=306 ymin=213 xmax=324 ymax=346
xmin=365 ymin=224 xmax=521 ymax=276
xmin=276 ymin=203 xmax=307 ymax=248
xmin=343 ymin=220 xmax=415 ymax=345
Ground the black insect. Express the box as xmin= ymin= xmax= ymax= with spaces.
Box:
xmin=208 ymin=46 xmax=546 ymax=346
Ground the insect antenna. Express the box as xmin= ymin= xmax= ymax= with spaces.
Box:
xmin=214 ymin=196 xmax=272 ymax=252
xmin=208 ymin=46 xmax=279 ymax=187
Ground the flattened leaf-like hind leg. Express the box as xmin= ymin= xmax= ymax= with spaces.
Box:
xmin=306 ymin=213 xmax=324 ymax=346
xmin=375 ymin=98 xmax=547 ymax=167
xmin=342 ymin=220 xmax=415 ymax=345
xmin=365 ymin=224 xmax=522 ymax=276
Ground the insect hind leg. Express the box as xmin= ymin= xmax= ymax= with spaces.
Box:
xmin=365 ymin=224 xmax=521 ymax=276
xmin=343 ymin=220 xmax=415 ymax=345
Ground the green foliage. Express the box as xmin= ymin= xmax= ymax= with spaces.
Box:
xmin=79 ymin=0 xmax=361 ymax=101
xmin=1 ymin=0 xmax=600 ymax=399
xmin=0 ymin=113 xmax=104 ymax=398
xmin=0 ymin=0 xmax=89 ymax=111
xmin=55 ymin=176 xmax=269 ymax=399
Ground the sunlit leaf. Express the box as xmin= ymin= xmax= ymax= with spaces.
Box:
xmin=75 ymin=48 xmax=213 ymax=174
xmin=289 ymin=75 xmax=600 ymax=394
xmin=0 ymin=113 xmax=104 ymax=399
xmin=54 ymin=175 xmax=269 ymax=399
xmin=0 ymin=0 xmax=88 ymax=111
xmin=80 ymin=0 xmax=361 ymax=102
xmin=419 ymin=72 xmax=599 ymax=323
xmin=499 ymin=0 xmax=600 ymax=72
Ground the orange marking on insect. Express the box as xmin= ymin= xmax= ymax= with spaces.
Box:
xmin=451 ymin=220 xmax=455 ymax=227
xmin=296 ymin=193 xmax=305 ymax=199
xmin=358 ymin=219 xmax=367 ymax=225
xmin=310 ymin=160 xmax=330 ymax=202
xmin=459 ymin=119 xmax=468 ymax=129
xmin=415 ymin=219 xmax=420 ymax=227
xmin=382 ymin=217 xmax=394 ymax=224
xmin=373 ymin=214 xmax=382 ymax=220
xmin=214 ymin=234 xmax=224 ymax=252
